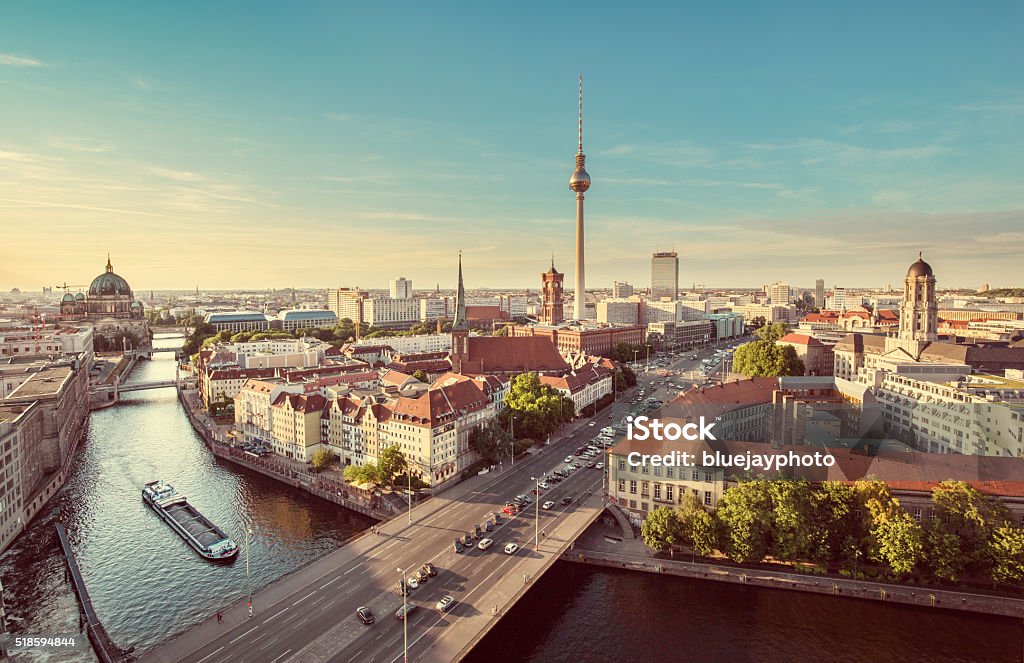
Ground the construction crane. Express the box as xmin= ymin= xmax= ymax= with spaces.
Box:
xmin=55 ymin=281 xmax=88 ymax=294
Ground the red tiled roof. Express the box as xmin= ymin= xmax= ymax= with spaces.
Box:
xmin=777 ymin=333 xmax=823 ymax=346
xmin=461 ymin=336 xmax=569 ymax=374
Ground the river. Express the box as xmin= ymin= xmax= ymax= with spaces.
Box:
xmin=1 ymin=334 xmax=1020 ymax=662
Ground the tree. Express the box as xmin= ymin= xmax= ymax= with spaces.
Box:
xmin=377 ymin=446 xmax=408 ymax=487
xmin=989 ymin=526 xmax=1024 ymax=585
xmin=929 ymin=480 xmax=1009 ymax=577
xmin=469 ymin=421 xmax=513 ymax=464
xmin=755 ymin=322 xmax=790 ymax=342
xmin=732 ymin=339 xmax=804 ymax=377
xmin=503 ymin=372 xmax=574 ymax=440
xmin=641 ymin=506 xmax=683 ymax=553
xmin=610 ymin=342 xmax=644 ymax=363
xmin=311 ymin=448 xmax=334 ymax=472
xmin=494 ymin=325 xmax=510 ymax=337
xmin=412 ymin=370 xmax=429 ymax=383
xmin=873 ymin=509 xmax=924 ymax=577
xmin=766 ymin=480 xmax=816 ymax=562
xmin=690 ymin=508 xmax=717 ymax=557
xmin=810 ymin=481 xmax=863 ymax=565
xmin=746 ymin=316 xmax=767 ymax=332
xmin=343 ymin=463 xmax=379 ymax=484
xmin=923 ymin=520 xmax=963 ymax=582
xmin=715 ymin=481 xmax=774 ymax=563
xmin=619 ymin=363 xmax=637 ymax=388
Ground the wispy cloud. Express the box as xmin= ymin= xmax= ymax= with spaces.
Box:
xmin=359 ymin=211 xmax=447 ymax=222
xmin=0 ymin=52 xmax=47 ymax=67
xmin=0 ymin=150 xmax=40 ymax=162
xmin=150 ymin=166 xmax=204 ymax=181
xmin=46 ymin=137 xmax=114 ymax=153
xmin=955 ymin=95 xmax=1024 ymax=114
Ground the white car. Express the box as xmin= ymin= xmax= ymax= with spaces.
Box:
xmin=538 ymin=482 xmax=550 ymax=490
xmin=504 ymin=543 xmax=519 ymax=555
xmin=596 ymin=462 xmax=605 ymax=470
xmin=588 ymin=422 xmax=597 ymax=427
xmin=542 ymin=501 xmax=555 ymax=510
xmin=477 ymin=538 xmax=494 ymax=551
xmin=407 ymin=577 xmax=420 ymax=589
xmin=564 ymin=456 xmax=574 ymax=463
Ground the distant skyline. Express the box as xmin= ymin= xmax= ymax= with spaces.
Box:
xmin=2 ymin=3 xmax=1022 ymax=292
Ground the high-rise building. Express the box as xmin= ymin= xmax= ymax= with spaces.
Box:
xmin=327 ymin=288 xmax=368 ymax=323
xmin=768 ymin=281 xmax=791 ymax=305
xmin=651 ymin=251 xmax=679 ymax=301
xmin=540 ymin=260 xmax=565 ymax=325
xmin=569 ymin=76 xmax=591 ymax=320
xmin=390 ymin=277 xmax=413 ymax=299
xmin=612 ymin=281 xmax=634 ymax=298
xmin=815 ymin=279 xmax=825 ymax=307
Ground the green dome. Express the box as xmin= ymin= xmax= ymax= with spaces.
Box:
xmin=88 ymin=257 xmax=133 ymax=298
xmin=61 ymin=292 xmax=75 ymax=303
xmin=75 ymin=292 xmax=85 ymax=301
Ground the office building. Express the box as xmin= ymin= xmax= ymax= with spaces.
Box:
xmin=815 ymin=279 xmax=825 ymax=307
xmin=651 ymin=251 xmax=679 ymax=301
xmin=612 ymin=281 xmax=634 ymax=298
xmin=390 ymin=277 xmax=413 ymax=299
xmin=768 ymin=281 xmax=791 ymax=306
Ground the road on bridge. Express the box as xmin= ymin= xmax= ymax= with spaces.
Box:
xmin=148 ymin=397 xmax=639 ymax=663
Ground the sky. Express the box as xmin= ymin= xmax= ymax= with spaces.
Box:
xmin=1 ymin=2 xmax=1022 ymax=293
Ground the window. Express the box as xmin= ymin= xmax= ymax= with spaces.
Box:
xmin=641 ymin=464 xmax=649 ymax=475
xmin=704 ymin=491 xmax=712 ymax=506
xmin=654 ymin=466 xmax=662 ymax=477
xmin=619 ymin=479 xmax=626 ymax=493
xmin=665 ymin=485 xmax=674 ymax=502
xmin=692 ymin=470 xmax=699 ymax=481
xmin=641 ymin=481 xmax=649 ymax=497
xmin=692 ymin=489 xmax=699 ymax=497
xmin=666 ymin=467 xmax=674 ymax=478
xmin=912 ymin=508 xmax=922 ymax=523
xmin=653 ymin=483 xmax=661 ymax=500
xmin=618 ymin=459 xmax=626 ymax=471
xmin=704 ymin=471 xmax=712 ymax=483
xmin=629 ymin=480 xmax=637 ymax=494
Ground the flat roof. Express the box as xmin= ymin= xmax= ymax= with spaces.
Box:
xmin=5 ymin=365 xmax=74 ymax=400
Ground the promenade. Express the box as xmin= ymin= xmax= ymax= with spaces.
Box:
xmin=566 ymin=519 xmax=1024 ymax=619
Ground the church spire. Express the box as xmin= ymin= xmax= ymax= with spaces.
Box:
xmin=106 ymin=253 xmax=113 ymax=273
xmin=452 ymin=252 xmax=468 ymax=331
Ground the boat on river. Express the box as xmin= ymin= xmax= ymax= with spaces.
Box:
xmin=142 ymin=480 xmax=238 ymax=561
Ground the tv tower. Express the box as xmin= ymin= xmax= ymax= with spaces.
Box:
xmin=569 ymin=75 xmax=591 ymax=321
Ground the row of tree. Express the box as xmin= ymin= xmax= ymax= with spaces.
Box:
xmin=340 ymin=446 xmax=408 ymax=486
xmin=641 ymin=479 xmax=1024 ymax=586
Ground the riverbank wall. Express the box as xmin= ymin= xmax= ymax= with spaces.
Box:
xmin=562 ymin=546 xmax=1024 ymax=619
xmin=177 ymin=387 xmax=395 ymax=521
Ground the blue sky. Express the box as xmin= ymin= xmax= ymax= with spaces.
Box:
xmin=1 ymin=2 xmax=1022 ymax=292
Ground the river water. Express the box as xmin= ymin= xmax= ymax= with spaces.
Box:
xmin=1 ymin=334 xmax=1020 ymax=662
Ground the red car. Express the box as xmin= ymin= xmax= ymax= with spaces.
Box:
xmin=531 ymin=488 xmax=543 ymax=495
xmin=502 ymin=504 xmax=519 ymax=515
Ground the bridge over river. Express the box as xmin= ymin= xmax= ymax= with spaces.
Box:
xmin=145 ymin=422 xmax=614 ymax=663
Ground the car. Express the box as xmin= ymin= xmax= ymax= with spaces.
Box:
xmin=356 ymin=606 xmax=375 ymax=625
xmin=436 ymin=595 xmax=456 ymax=613
xmin=504 ymin=543 xmax=519 ymax=555
xmin=502 ymin=504 xmax=518 ymax=515
xmin=596 ymin=462 xmax=605 ymax=470
xmin=588 ymin=422 xmax=597 ymax=427
xmin=395 ymin=604 xmax=418 ymax=621
xmin=478 ymin=537 xmax=495 ymax=550
xmin=542 ymin=500 xmax=555 ymax=510
xmin=538 ymin=482 xmax=550 ymax=490
xmin=531 ymin=488 xmax=543 ymax=495
xmin=398 ymin=579 xmax=409 ymax=595
xmin=516 ymin=494 xmax=532 ymax=504
xmin=564 ymin=456 xmax=574 ymax=463
xmin=454 ymin=538 xmax=464 ymax=553
xmin=484 ymin=520 xmax=493 ymax=532
xmin=462 ymin=533 xmax=473 ymax=546
xmin=561 ymin=496 xmax=573 ymax=505
xmin=407 ymin=577 xmax=420 ymax=590
xmin=586 ymin=462 xmax=596 ymax=468
xmin=414 ymin=570 xmax=428 ymax=583
xmin=422 ymin=562 xmax=437 ymax=577
xmin=474 ymin=524 xmax=483 ymax=538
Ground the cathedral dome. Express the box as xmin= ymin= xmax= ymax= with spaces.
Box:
xmin=75 ymin=292 xmax=85 ymax=301
xmin=906 ymin=253 xmax=933 ymax=278
xmin=61 ymin=292 xmax=75 ymax=303
xmin=88 ymin=257 xmax=133 ymax=298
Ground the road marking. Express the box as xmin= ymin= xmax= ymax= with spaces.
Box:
xmin=250 ymin=630 xmax=269 ymax=644
xmin=258 ymin=637 xmax=279 ymax=652
xmin=281 ymin=611 xmax=300 ymax=624
xmin=292 ymin=591 xmax=316 ymax=605
xmin=269 ymin=649 xmax=292 ymax=663
xmin=262 ymin=606 xmax=288 ymax=622
xmin=348 ymin=649 xmax=365 ymax=663
xmin=193 ymin=646 xmax=224 ymax=663
xmin=387 ymin=636 xmax=400 ymax=647
xmin=228 ymin=626 xmax=258 ymax=643
xmin=345 ymin=562 xmax=365 ymax=575
xmin=320 ymin=576 xmax=340 ymax=589
xmin=310 ymin=595 xmax=328 ymax=608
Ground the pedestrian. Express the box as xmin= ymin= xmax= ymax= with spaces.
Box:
xmin=216 ymin=611 xmax=222 ymax=624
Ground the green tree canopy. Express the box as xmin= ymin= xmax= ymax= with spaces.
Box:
xmin=641 ymin=506 xmax=683 ymax=552
xmin=311 ymin=448 xmax=334 ymax=472
xmin=989 ymin=526 xmax=1024 ymax=585
xmin=715 ymin=480 xmax=774 ymax=563
xmin=468 ymin=420 xmax=513 ymax=465
xmin=732 ymin=339 xmax=804 ymax=377
xmin=377 ymin=446 xmax=408 ymax=487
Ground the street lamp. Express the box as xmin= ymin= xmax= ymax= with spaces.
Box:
xmin=397 ymin=566 xmax=409 ymax=663
xmin=530 ymin=476 xmax=540 ymax=548
xmin=407 ymin=461 xmax=413 ymax=525
xmin=241 ymin=522 xmax=254 ymax=617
